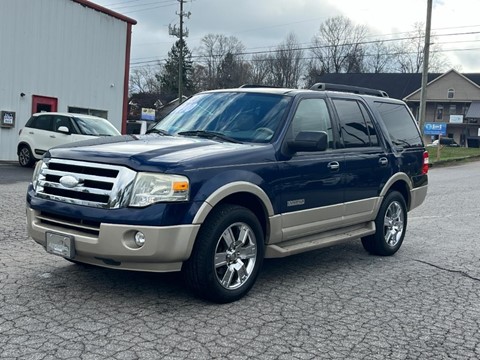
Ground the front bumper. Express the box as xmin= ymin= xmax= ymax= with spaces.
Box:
xmin=27 ymin=207 xmax=200 ymax=272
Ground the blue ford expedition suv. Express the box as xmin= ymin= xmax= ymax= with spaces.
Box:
xmin=27 ymin=84 xmax=428 ymax=303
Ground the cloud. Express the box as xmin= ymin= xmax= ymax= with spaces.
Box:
xmin=94 ymin=0 xmax=480 ymax=72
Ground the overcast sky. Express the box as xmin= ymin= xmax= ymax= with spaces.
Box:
xmin=93 ymin=0 xmax=480 ymax=73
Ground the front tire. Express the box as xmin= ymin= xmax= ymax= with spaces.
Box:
xmin=362 ymin=191 xmax=407 ymax=256
xmin=18 ymin=145 xmax=35 ymax=167
xmin=183 ymin=204 xmax=264 ymax=303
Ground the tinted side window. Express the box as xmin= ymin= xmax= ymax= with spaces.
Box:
xmin=30 ymin=115 xmax=54 ymax=131
xmin=358 ymin=102 xmax=379 ymax=146
xmin=25 ymin=116 xmax=36 ymax=128
xmin=291 ymin=98 xmax=334 ymax=149
xmin=374 ymin=102 xmax=423 ymax=148
xmin=333 ymin=99 xmax=371 ymax=148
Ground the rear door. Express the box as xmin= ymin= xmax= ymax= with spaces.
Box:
xmin=330 ymin=97 xmax=392 ymax=223
xmin=26 ymin=114 xmax=55 ymax=156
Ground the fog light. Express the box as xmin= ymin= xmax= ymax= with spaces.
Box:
xmin=134 ymin=231 xmax=146 ymax=247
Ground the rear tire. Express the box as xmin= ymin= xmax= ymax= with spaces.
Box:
xmin=362 ymin=191 xmax=407 ymax=256
xmin=183 ymin=204 xmax=264 ymax=303
xmin=18 ymin=145 xmax=35 ymax=167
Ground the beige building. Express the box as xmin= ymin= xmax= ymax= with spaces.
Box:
xmin=404 ymin=69 xmax=480 ymax=146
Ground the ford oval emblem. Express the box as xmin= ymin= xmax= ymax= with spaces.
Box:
xmin=59 ymin=175 xmax=81 ymax=188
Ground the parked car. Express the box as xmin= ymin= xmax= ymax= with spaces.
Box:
xmin=427 ymin=138 xmax=460 ymax=147
xmin=17 ymin=112 xmax=120 ymax=167
xmin=26 ymin=84 xmax=428 ymax=303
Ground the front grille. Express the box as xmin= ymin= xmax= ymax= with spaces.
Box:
xmin=35 ymin=159 xmax=137 ymax=208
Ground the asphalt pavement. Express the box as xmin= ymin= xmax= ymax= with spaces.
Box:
xmin=0 ymin=161 xmax=479 ymax=359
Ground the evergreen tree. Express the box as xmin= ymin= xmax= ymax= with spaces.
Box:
xmin=158 ymin=39 xmax=194 ymax=100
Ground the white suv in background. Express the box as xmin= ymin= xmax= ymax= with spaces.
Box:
xmin=17 ymin=112 xmax=121 ymax=167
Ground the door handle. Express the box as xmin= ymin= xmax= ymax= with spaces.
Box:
xmin=379 ymin=157 xmax=388 ymax=166
xmin=50 ymin=135 xmax=56 ymax=138
xmin=327 ymin=161 xmax=340 ymax=171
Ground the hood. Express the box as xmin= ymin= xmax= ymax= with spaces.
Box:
xmin=46 ymin=134 xmax=275 ymax=172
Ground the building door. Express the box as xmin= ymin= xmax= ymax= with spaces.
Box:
xmin=32 ymin=95 xmax=58 ymax=114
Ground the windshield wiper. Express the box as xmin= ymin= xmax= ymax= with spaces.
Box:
xmin=146 ymin=128 xmax=170 ymax=136
xmin=177 ymin=130 xmax=242 ymax=144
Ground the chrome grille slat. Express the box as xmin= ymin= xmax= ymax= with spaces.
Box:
xmin=42 ymin=169 xmax=116 ymax=183
xmin=36 ymin=159 xmax=137 ymax=209
xmin=39 ymin=181 xmax=111 ymax=196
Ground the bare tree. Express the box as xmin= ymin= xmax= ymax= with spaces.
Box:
xmin=129 ymin=65 xmax=162 ymax=95
xmin=364 ymin=41 xmax=396 ymax=73
xmin=269 ymin=33 xmax=304 ymax=88
xmin=311 ymin=16 xmax=368 ymax=73
xmin=303 ymin=60 xmax=324 ymax=88
xmin=392 ymin=23 xmax=450 ymax=73
xmin=249 ymin=53 xmax=273 ymax=85
xmin=196 ymin=34 xmax=246 ymax=89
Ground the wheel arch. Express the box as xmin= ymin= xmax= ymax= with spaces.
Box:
xmin=380 ymin=173 xmax=412 ymax=210
xmin=17 ymin=141 xmax=32 ymax=155
xmin=192 ymin=182 xmax=274 ymax=244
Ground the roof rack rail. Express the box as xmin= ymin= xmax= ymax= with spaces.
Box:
xmin=310 ymin=82 xmax=389 ymax=97
xmin=239 ymin=84 xmax=281 ymax=89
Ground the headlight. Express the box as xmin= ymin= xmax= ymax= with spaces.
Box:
xmin=129 ymin=173 xmax=189 ymax=207
xmin=32 ymin=160 xmax=45 ymax=191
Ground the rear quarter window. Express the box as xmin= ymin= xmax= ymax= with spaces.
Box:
xmin=28 ymin=115 xmax=54 ymax=131
xmin=374 ymin=102 xmax=423 ymax=148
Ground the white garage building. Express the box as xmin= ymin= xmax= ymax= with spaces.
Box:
xmin=0 ymin=0 xmax=136 ymax=162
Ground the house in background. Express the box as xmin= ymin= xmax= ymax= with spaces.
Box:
xmin=0 ymin=0 xmax=136 ymax=162
xmin=315 ymin=69 xmax=480 ymax=146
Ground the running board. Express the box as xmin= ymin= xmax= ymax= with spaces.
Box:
xmin=265 ymin=221 xmax=376 ymax=258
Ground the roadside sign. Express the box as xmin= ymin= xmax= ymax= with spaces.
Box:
xmin=424 ymin=122 xmax=447 ymax=136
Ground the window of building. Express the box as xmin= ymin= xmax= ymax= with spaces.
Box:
xmin=68 ymin=107 xmax=108 ymax=119
xmin=449 ymin=104 xmax=457 ymax=114
xmin=436 ymin=105 xmax=444 ymax=120
xmin=447 ymin=88 xmax=455 ymax=99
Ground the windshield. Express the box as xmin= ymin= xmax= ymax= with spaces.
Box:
xmin=151 ymin=92 xmax=291 ymax=143
xmin=74 ymin=116 xmax=120 ymax=136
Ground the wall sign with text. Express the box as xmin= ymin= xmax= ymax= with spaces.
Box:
xmin=0 ymin=111 xmax=15 ymax=128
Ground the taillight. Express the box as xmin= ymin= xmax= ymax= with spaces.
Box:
xmin=422 ymin=151 xmax=429 ymax=174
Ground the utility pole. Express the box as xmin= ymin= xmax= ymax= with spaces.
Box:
xmin=419 ymin=0 xmax=433 ymax=133
xmin=168 ymin=0 xmax=190 ymax=104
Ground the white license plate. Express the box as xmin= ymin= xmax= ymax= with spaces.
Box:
xmin=46 ymin=232 xmax=75 ymax=259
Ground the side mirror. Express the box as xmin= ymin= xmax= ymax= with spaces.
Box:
xmin=57 ymin=126 xmax=70 ymax=134
xmin=287 ymin=131 xmax=328 ymax=153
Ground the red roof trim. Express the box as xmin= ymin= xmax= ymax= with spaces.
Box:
xmin=72 ymin=0 xmax=137 ymax=24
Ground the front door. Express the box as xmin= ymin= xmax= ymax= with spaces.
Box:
xmin=32 ymin=95 xmax=58 ymax=114
xmin=278 ymin=97 xmax=345 ymax=241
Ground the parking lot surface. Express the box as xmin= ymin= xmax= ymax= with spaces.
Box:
xmin=1 ymin=162 xmax=479 ymax=359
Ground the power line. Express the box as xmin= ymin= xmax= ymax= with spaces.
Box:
xmin=129 ymin=44 xmax=480 ymax=69
xmin=128 ymin=25 xmax=480 ymax=68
